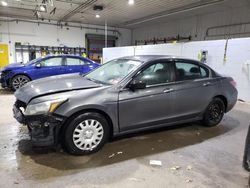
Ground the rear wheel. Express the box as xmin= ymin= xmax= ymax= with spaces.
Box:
xmin=64 ymin=112 xmax=110 ymax=155
xmin=11 ymin=75 xmax=30 ymax=91
xmin=203 ymin=98 xmax=225 ymax=127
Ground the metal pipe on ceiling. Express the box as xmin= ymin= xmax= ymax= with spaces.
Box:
xmin=205 ymin=22 xmax=250 ymax=39
xmin=124 ymin=0 xmax=225 ymax=26
xmin=0 ymin=18 xmax=121 ymax=36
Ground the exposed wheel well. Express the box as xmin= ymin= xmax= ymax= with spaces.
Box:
xmin=60 ymin=109 xmax=114 ymax=140
xmin=213 ymin=95 xmax=228 ymax=112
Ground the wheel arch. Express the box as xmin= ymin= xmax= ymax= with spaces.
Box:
xmin=213 ymin=95 xmax=228 ymax=112
xmin=60 ymin=108 xmax=114 ymax=140
xmin=11 ymin=73 xmax=32 ymax=81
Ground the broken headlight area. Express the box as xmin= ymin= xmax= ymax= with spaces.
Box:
xmin=26 ymin=115 xmax=65 ymax=147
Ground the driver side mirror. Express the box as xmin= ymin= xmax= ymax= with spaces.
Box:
xmin=35 ymin=63 xmax=42 ymax=68
xmin=128 ymin=80 xmax=146 ymax=91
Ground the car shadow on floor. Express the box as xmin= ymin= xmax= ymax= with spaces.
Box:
xmin=16 ymin=115 xmax=239 ymax=180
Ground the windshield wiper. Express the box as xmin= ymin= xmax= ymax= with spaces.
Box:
xmin=85 ymin=77 xmax=109 ymax=85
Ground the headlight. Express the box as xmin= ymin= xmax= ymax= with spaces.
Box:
xmin=24 ymin=98 xmax=67 ymax=116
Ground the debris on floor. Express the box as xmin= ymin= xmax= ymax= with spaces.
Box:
xmin=149 ymin=160 xmax=162 ymax=167
xmin=129 ymin=177 xmax=145 ymax=182
xmin=185 ymin=179 xmax=193 ymax=183
xmin=196 ymin=132 xmax=201 ymax=136
xmin=108 ymin=153 xmax=115 ymax=158
xmin=238 ymin=99 xmax=246 ymax=103
xmin=108 ymin=151 xmax=123 ymax=158
xmin=186 ymin=165 xmax=192 ymax=170
xmin=170 ymin=166 xmax=181 ymax=170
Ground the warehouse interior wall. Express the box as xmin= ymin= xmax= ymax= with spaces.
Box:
xmin=103 ymin=38 xmax=250 ymax=102
xmin=0 ymin=20 xmax=132 ymax=63
xmin=132 ymin=5 xmax=250 ymax=43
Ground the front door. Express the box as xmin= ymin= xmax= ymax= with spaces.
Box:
xmin=118 ymin=60 xmax=176 ymax=132
xmin=33 ymin=57 xmax=65 ymax=79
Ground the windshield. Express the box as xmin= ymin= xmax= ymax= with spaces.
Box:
xmin=24 ymin=57 xmax=42 ymax=65
xmin=85 ymin=59 xmax=142 ymax=85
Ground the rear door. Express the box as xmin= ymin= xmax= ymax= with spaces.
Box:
xmin=171 ymin=59 xmax=219 ymax=119
xmin=33 ymin=57 xmax=65 ymax=79
xmin=65 ymin=57 xmax=93 ymax=74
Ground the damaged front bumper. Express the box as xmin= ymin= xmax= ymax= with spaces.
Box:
xmin=13 ymin=102 xmax=65 ymax=147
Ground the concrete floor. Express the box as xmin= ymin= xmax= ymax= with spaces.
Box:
xmin=0 ymin=89 xmax=249 ymax=188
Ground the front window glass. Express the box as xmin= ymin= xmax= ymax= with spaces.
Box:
xmin=85 ymin=59 xmax=142 ymax=85
xmin=40 ymin=57 xmax=62 ymax=67
xmin=135 ymin=62 xmax=172 ymax=86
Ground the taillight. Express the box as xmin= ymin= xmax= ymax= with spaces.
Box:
xmin=230 ymin=80 xmax=237 ymax=88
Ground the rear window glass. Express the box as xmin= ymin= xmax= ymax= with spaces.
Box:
xmin=175 ymin=62 xmax=209 ymax=81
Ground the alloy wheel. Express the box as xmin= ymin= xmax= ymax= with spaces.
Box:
xmin=208 ymin=103 xmax=223 ymax=124
xmin=12 ymin=75 xmax=30 ymax=90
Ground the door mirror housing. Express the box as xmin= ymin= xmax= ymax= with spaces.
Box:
xmin=128 ymin=80 xmax=146 ymax=91
xmin=35 ymin=63 xmax=42 ymax=68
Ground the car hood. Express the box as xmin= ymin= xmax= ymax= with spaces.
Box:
xmin=1 ymin=63 xmax=25 ymax=71
xmin=15 ymin=73 xmax=102 ymax=103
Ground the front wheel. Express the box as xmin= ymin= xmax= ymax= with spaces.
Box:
xmin=64 ymin=112 xmax=110 ymax=155
xmin=202 ymin=98 xmax=225 ymax=127
xmin=11 ymin=75 xmax=31 ymax=91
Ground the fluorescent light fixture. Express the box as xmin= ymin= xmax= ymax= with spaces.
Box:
xmin=128 ymin=0 xmax=134 ymax=5
xmin=95 ymin=14 xmax=100 ymax=18
xmin=40 ymin=5 xmax=46 ymax=12
xmin=1 ymin=1 xmax=8 ymax=6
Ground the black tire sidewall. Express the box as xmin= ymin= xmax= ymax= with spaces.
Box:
xmin=203 ymin=98 xmax=225 ymax=127
xmin=11 ymin=75 xmax=30 ymax=91
xmin=64 ymin=112 xmax=110 ymax=155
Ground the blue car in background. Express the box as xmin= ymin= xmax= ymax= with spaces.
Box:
xmin=0 ymin=54 xmax=99 ymax=91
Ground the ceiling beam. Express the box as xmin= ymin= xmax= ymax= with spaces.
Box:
xmin=58 ymin=0 xmax=97 ymax=22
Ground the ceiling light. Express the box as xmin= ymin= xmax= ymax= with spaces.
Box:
xmin=95 ymin=14 xmax=100 ymax=18
xmin=1 ymin=1 xmax=8 ymax=6
xmin=40 ymin=5 xmax=46 ymax=12
xmin=128 ymin=0 xmax=134 ymax=5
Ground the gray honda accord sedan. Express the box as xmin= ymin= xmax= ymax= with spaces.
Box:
xmin=13 ymin=55 xmax=238 ymax=155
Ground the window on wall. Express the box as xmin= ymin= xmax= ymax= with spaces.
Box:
xmin=135 ymin=61 xmax=172 ymax=86
xmin=175 ymin=61 xmax=209 ymax=81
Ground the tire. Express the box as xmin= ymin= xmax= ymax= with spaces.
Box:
xmin=202 ymin=98 xmax=225 ymax=127
xmin=11 ymin=75 xmax=31 ymax=91
xmin=64 ymin=112 xmax=110 ymax=155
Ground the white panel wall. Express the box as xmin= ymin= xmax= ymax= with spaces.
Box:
xmin=0 ymin=21 xmax=132 ymax=63
xmin=103 ymin=38 xmax=250 ymax=102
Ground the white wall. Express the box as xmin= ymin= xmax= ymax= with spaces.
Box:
xmin=103 ymin=38 xmax=250 ymax=102
xmin=0 ymin=20 xmax=132 ymax=63
xmin=132 ymin=5 xmax=250 ymax=43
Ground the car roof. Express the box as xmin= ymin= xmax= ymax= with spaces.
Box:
xmin=44 ymin=54 xmax=84 ymax=58
xmin=120 ymin=55 xmax=200 ymax=64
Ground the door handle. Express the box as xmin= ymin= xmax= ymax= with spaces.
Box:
xmin=163 ymin=88 xmax=174 ymax=93
xmin=203 ymin=82 xmax=212 ymax=87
